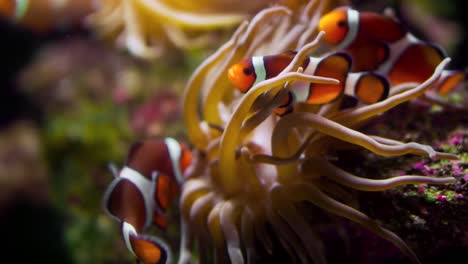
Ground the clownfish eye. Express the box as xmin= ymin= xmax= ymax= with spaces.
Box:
xmin=243 ymin=68 xmax=253 ymax=75
xmin=337 ymin=20 xmax=347 ymax=28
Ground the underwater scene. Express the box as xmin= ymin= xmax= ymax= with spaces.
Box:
xmin=1 ymin=0 xmax=468 ymax=263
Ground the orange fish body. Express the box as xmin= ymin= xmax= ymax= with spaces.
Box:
xmin=0 ymin=0 xmax=94 ymax=32
xmin=318 ymin=7 xmax=466 ymax=94
xmin=228 ymin=51 xmax=389 ymax=115
xmin=103 ymin=138 xmax=192 ymax=264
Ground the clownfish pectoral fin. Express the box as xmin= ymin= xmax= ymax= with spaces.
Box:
xmin=435 ymin=70 xmax=466 ymax=95
xmin=153 ymin=211 xmax=169 ymax=229
xmin=307 ymin=52 xmax=351 ymax=105
xmin=345 ymin=72 xmax=389 ymax=104
xmin=274 ymin=91 xmax=294 ymax=116
xmin=152 ymin=172 xmax=170 ymax=212
xmin=121 ymin=222 xmax=171 ymax=264
xmin=388 ymin=43 xmax=445 ymax=85
xmin=338 ymin=95 xmax=360 ymax=110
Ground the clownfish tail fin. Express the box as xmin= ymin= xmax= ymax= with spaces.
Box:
xmin=121 ymin=222 xmax=172 ymax=264
xmin=436 ymin=69 xmax=467 ymax=95
xmin=133 ymin=234 xmax=171 ymax=264
xmin=345 ymin=72 xmax=389 ymax=104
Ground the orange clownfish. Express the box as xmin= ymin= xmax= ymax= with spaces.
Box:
xmin=0 ymin=0 xmax=93 ymax=33
xmin=228 ymin=51 xmax=389 ymax=115
xmin=103 ymin=137 xmax=192 ymax=264
xmin=318 ymin=6 xmax=466 ymax=95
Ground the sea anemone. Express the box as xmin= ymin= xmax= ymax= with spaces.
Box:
xmin=87 ymin=0 xmax=263 ymax=58
xmin=87 ymin=0 xmax=350 ymax=59
xmin=180 ymin=2 xmax=457 ymax=263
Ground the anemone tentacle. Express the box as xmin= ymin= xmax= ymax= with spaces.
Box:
xmin=288 ymin=183 xmax=422 ymax=264
xmin=305 ymin=157 xmax=455 ymax=191
xmin=271 ymin=185 xmax=327 ymax=264
xmin=183 ymin=22 xmax=249 ymax=150
xmin=332 ymin=58 xmax=450 ymax=126
xmin=203 ymin=7 xmax=292 ymax=126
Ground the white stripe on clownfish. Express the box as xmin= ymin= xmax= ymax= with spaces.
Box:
xmin=122 ymin=221 xmax=138 ymax=256
xmin=164 ymin=137 xmax=184 ymax=185
xmin=334 ymin=8 xmax=360 ymax=52
xmin=288 ymin=56 xmax=320 ymax=102
xmin=344 ymin=72 xmax=360 ymax=97
xmin=111 ymin=166 xmax=156 ymax=229
xmin=252 ymin=56 xmax=267 ymax=88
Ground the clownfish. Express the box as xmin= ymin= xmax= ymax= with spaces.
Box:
xmin=228 ymin=51 xmax=389 ymax=115
xmin=0 ymin=0 xmax=93 ymax=33
xmin=103 ymin=137 xmax=192 ymax=264
xmin=318 ymin=7 xmax=466 ymax=95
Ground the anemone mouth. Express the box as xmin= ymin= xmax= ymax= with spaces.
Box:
xmin=179 ymin=1 xmax=457 ymax=263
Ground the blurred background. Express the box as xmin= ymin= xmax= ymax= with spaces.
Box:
xmin=0 ymin=0 xmax=466 ymax=263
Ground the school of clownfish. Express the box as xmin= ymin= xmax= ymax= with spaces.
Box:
xmin=33 ymin=5 xmax=460 ymax=264
xmin=229 ymin=6 xmax=466 ymax=113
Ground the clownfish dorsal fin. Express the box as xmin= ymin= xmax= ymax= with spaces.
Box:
xmin=126 ymin=141 xmax=143 ymax=165
xmin=306 ymin=52 xmax=351 ymax=105
xmin=284 ymin=50 xmax=298 ymax=55
xmin=263 ymin=51 xmax=301 ymax=79
xmin=358 ymin=10 xmax=406 ymax=43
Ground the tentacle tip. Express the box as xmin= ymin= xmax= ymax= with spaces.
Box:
xmin=445 ymin=153 xmax=460 ymax=160
xmin=434 ymin=152 xmax=459 ymax=161
xmin=446 ymin=177 xmax=457 ymax=183
xmin=276 ymin=6 xmax=293 ymax=15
